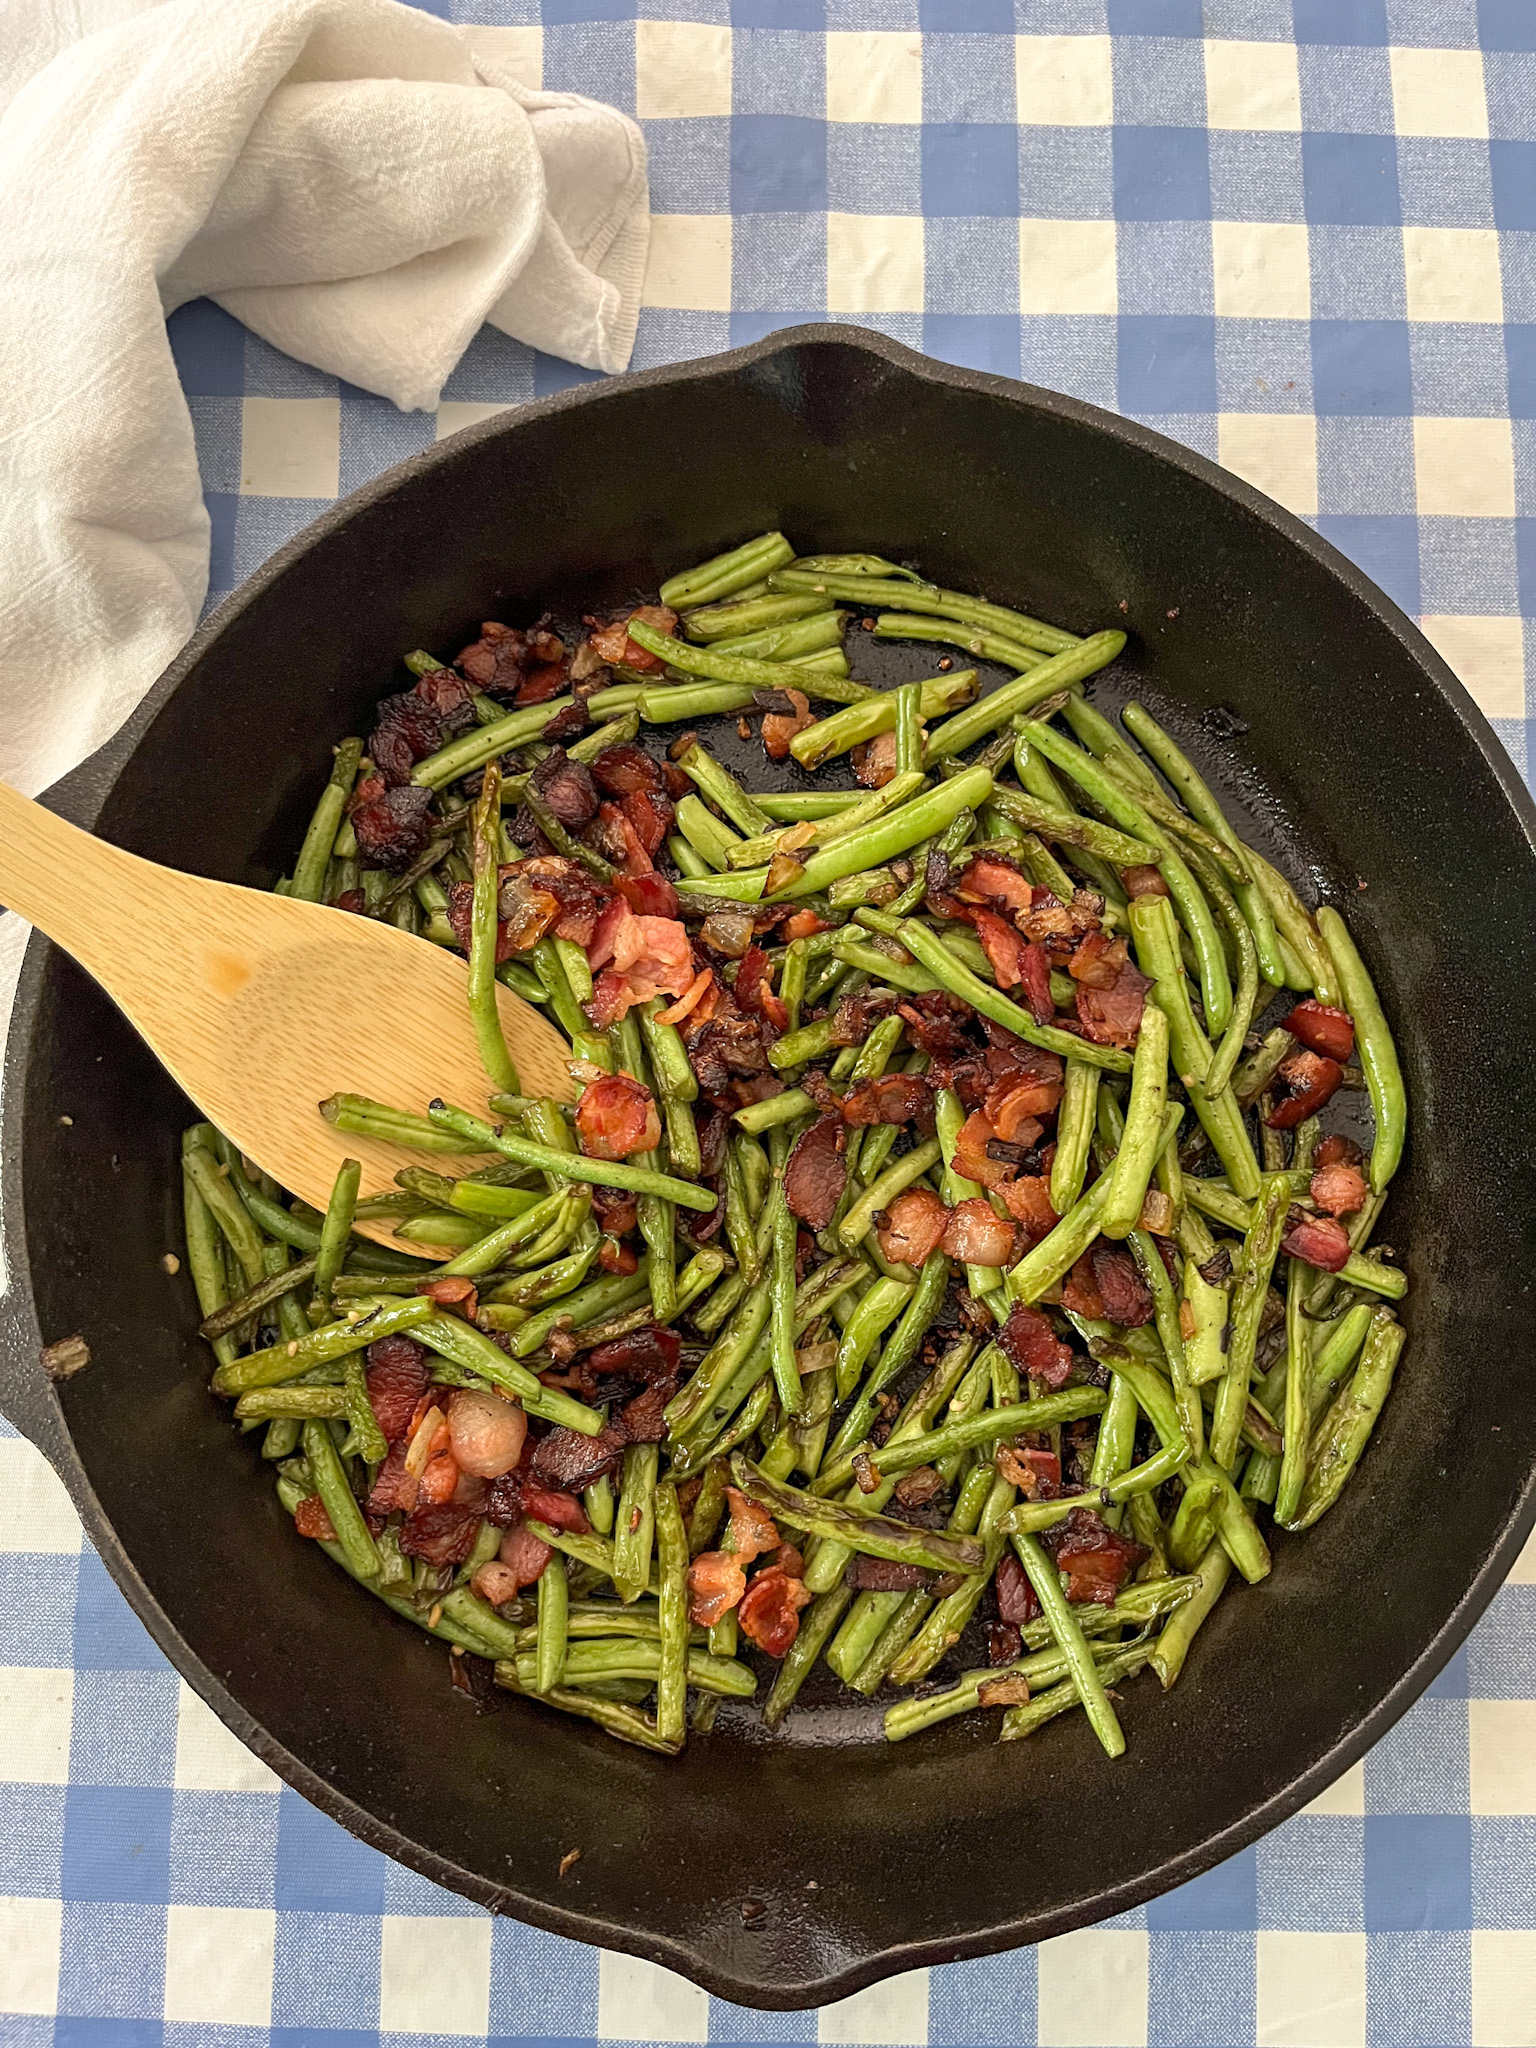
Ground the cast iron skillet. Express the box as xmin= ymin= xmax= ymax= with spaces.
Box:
xmin=3 ymin=327 xmax=1534 ymax=2011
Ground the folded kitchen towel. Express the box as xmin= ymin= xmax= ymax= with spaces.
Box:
xmin=0 ymin=0 xmax=648 ymax=802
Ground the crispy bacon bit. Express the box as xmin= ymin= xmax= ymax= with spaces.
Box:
xmin=1310 ymin=1162 xmax=1369 ymax=1216
xmin=531 ymin=749 xmax=599 ymax=829
xmin=1018 ymin=939 xmax=1055 ymax=1025
xmin=350 ymin=782 xmax=435 ymax=870
xmin=737 ymin=1566 xmax=813 ymax=1656
xmin=775 ymin=1542 xmax=806 ymax=1580
xmin=1074 ymin=949 xmax=1151 ymax=1048
xmin=418 ymin=1276 xmax=478 ymax=1316
xmin=1000 ymin=1302 xmax=1075 ymax=1390
xmin=978 ymin=1673 xmax=1032 ymax=1708
xmin=687 ymin=1549 xmax=747 ymax=1627
xmin=1138 ymin=1189 xmax=1175 ymax=1237
xmin=985 ymin=1047 xmax=1064 ymax=1120
xmin=497 ymin=1522 xmax=554 ymax=1590
xmin=1284 ymin=999 xmax=1356 ymax=1062
xmin=656 ymin=966 xmax=713 ymax=1025
xmin=1069 ymin=930 xmax=1125 ymax=990
xmin=531 ymin=1423 xmax=626 ymax=1491
xmin=586 ymin=1325 xmax=682 ymax=1381
xmin=516 ymin=660 xmax=568 ymax=707
xmin=968 ymin=906 xmax=1028 ymax=992
xmin=735 ymin=946 xmax=788 ymax=1032
xmin=616 ymin=1376 xmax=679 ymax=1444
xmin=725 ymin=1487 xmax=781 ymax=1563
xmin=781 ymin=908 xmax=830 ymax=943
xmin=471 ymin=1560 xmax=524 ymax=1607
xmin=615 ymin=871 xmax=681 ymax=920
xmin=852 ymin=729 xmax=899 ymax=789
xmin=986 ymin=1620 xmax=1024 ymax=1666
xmin=851 ymin=1451 xmax=882 ymax=1493
xmin=1122 ymin=864 xmax=1170 ymax=899
xmin=542 ymin=700 xmax=591 ymax=745
xmin=1053 ymin=1507 xmax=1148 ymax=1605
xmin=366 ymin=1443 xmax=417 ymax=1519
xmin=400 ymin=1499 xmax=484 ymax=1567
xmin=366 ymin=1334 xmax=429 ymax=1443
xmin=620 ymin=786 xmax=675 ymax=857
xmin=370 ymin=690 xmax=447 ymax=786
xmin=520 ymin=1486 xmax=591 ymax=1535
xmin=996 ymin=1175 xmax=1059 ymax=1246
xmin=457 ymin=621 xmax=527 ymax=695
xmin=848 ymin=1556 xmax=925 ymax=1591
xmin=941 ymin=1196 xmax=1016 ymax=1266
xmin=598 ymin=1237 xmax=640 ymax=1275
xmin=761 ymin=686 xmax=815 ymax=760
xmin=893 ymin=1465 xmax=946 ymax=1509
xmin=1091 ymin=1243 xmax=1155 ymax=1327
xmin=1265 ymin=1049 xmax=1345 ymax=1128
xmin=1315 ymin=1133 xmax=1362 ymax=1170
xmin=294 ymin=1495 xmax=337 ymax=1541
xmin=956 ymin=854 xmax=1036 ymax=917
xmin=953 ymin=1109 xmax=1012 ymax=1190
xmin=413 ymin=664 xmax=477 ymax=727
xmin=876 ymin=1187 xmax=948 ymax=1267
xmin=591 ymin=743 xmax=665 ymax=797
xmin=484 ymin=872 xmax=557 ymax=955
xmin=575 ymin=1073 xmax=662 ymax=1159
xmin=840 ymin=1073 xmax=936 ymax=1131
xmin=995 ymin=1549 xmax=1042 ymax=1624
xmin=784 ymin=1115 xmax=847 ymax=1229
xmin=588 ymin=604 xmax=678 ymax=672
xmin=584 ymin=899 xmax=694 ymax=1019
xmin=1280 ymin=1209 xmax=1352 ymax=1272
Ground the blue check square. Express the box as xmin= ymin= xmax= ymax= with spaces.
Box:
xmin=61 ymin=1787 xmax=173 ymax=1905
xmin=1311 ymin=319 xmax=1413 ymax=415
xmin=1112 ymin=126 xmax=1210 ymax=222
xmin=1490 ymin=140 xmax=1536 ymax=230
xmin=731 ymin=114 xmax=828 ymax=212
xmin=1363 ymin=1815 xmax=1473 ymax=1931
xmin=1146 ymin=1846 xmax=1257 ymax=1930
xmin=166 ymin=300 xmax=247 ymax=398
xmin=1293 ymin=0 xmax=1388 ymax=41
xmin=1118 ymin=314 xmax=1218 ymax=412
xmin=1302 ymin=133 xmax=1401 ymax=227
xmin=1315 ymin=514 xmax=1421 ymax=612
xmin=1148 ymin=1929 xmax=1255 ymax=2045
xmin=1479 ymin=0 xmax=1536 ymax=50
xmin=925 ymin=313 xmax=1021 ymax=375
xmin=274 ymin=1788 xmax=387 ymax=1915
xmin=922 ymin=123 xmax=1020 ymax=215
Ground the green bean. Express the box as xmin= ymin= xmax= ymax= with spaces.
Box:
xmin=1101 ymin=1001 xmax=1170 ymax=1238
xmin=1128 ymin=894 xmax=1260 ymax=1197
xmin=764 ymin=1177 xmax=802 ymax=1416
xmin=1287 ymin=1310 xmax=1405 ymax=1530
xmin=1007 ymin=1172 xmax=1111 ymax=1305
xmin=1315 ymin=908 xmax=1406 ymax=1191
xmin=770 ymin=567 xmax=1080 ymax=652
xmin=716 ymin=612 xmax=848 ymax=666
xmin=585 ymin=1475 xmax=616 ymax=1537
xmin=1242 ymin=846 xmax=1340 ymax=1002
xmin=292 ymin=739 xmax=363 ymax=902
xmin=411 ymin=697 xmax=575 ymax=789
xmin=1181 ymin=1248 xmax=1231 ymax=1389
xmin=494 ymin=1669 xmax=678 ymax=1754
xmin=837 ymin=1137 xmax=944 ymax=1252
xmin=652 ymin=1481 xmax=689 ymax=1744
xmin=834 ymin=1389 xmax=1108 ymax=1491
xmin=667 ymin=833 xmax=713 ymax=878
xmin=1310 ymin=1300 xmax=1374 ymax=1404
xmin=1118 ymin=702 xmax=1285 ymax=984
xmin=180 ymin=1156 xmax=246 ymax=1368
xmin=985 ymin=784 xmax=1161 ymax=865
xmin=532 ymin=1553 xmax=570 ymax=1692
xmin=1051 ymin=1061 xmax=1099 ymax=1217
xmin=684 ymin=591 xmax=829 ymax=640
xmin=234 ymin=1386 xmax=348 ymax=1421
xmin=1210 ymin=1173 xmax=1288 ymax=1470
xmin=423 ymin=1100 xmax=717 ymax=1212
xmin=873 ymin=611 xmax=1050 ymax=673
xmin=308 ymin=1157 xmax=361 ymax=1324
xmin=320 ymin=1093 xmax=468 ymax=1153
xmin=1147 ymin=1539 xmax=1233 ymax=1689
xmin=732 ymin=771 xmax=928 ymax=870
xmin=890 ymin=917 xmax=1133 ymax=1071
xmin=302 ymin=1419 xmax=378 ymax=1580
xmin=892 ymin=681 xmax=923 ymax=773
xmin=660 ymin=531 xmax=794 ymax=610
xmin=524 ymin=1519 xmax=654 ymax=1595
xmin=790 ymin=553 xmax=924 ymax=581
xmin=834 ymin=1276 xmax=914 ymax=1402
xmin=211 ymin=1296 xmax=434 ymax=1394
xmin=466 ymin=766 xmax=519 ymax=1093
xmin=730 ymin=1454 xmax=985 ymax=1576
xmin=923 ymin=634 xmax=1122 ymax=763
xmin=199 ymin=1250 xmax=319 ymax=1342
xmin=763 ymin=1585 xmax=853 ymax=1730
xmin=510 ymin=1265 xmax=650 ymax=1355
xmin=670 ymin=736 xmax=775 ymax=836
xmin=1274 ymin=1255 xmax=1312 ymax=1526
xmin=789 ymin=672 xmax=978 ymax=769
xmin=416 ymin=1314 xmax=604 ymax=1435
xmin=1180 ymin=840 xmax=1262 ymax=1100
xmin=182 ymin=1141 xmax=268 ymax=1289
xmin=1026 ymin=717 xmax=1232 ymax=1033
xmin=1012 ymin=1532 xmax=1124 ymax=1757
xmin=764 ymin=767 xmax=993 ymax=902
xmin=613 ymin=1444 xmax=659 ymax=1602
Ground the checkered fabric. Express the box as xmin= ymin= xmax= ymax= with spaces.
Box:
xmin=3 ymin=0 xmax=1534 ymax=2041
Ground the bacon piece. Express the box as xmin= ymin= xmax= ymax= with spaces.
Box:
xmin=1061 ymin=1251 xmax=1105 ymax=1320
xmin=1074 ymin=954 xmax=1151 ymax=1049
xmin=575 ymin=1073 xmax=662 ymax=1159
xmin=1069 ymin=930 xmax=1125 ymax=990
xmin=687 ymin=1549 xmax=746 ymax=1627
xmin=1024 ymin=886 xmax=1103 ymax=946
xmin=1310 ymin=1162 xmax=1369 ymax=1217
xmin=1001 ymin=1445 xmax=1062 ymax=1498
xmin=1283 ymin=999 xmax=1356 ymax=1062
xmin=471 ymin=1560 xmax=524 ymax=1607
xmin=520 ymin=1486 xmax=591 ymax=1534
xmin=616 ymin=870 xmax=682 ymax=921
xmin=954 ymin=855 xmax=1034 ymax=918
xmin=781 ymin=908 xmax=830 ymax=943
xmin=1053 ymin=1507 xmax=1148 ymax=1605
xmin=588 ymin=604 xmax=679 ymax=673
xmin=413 ymin=665 xmax=477 ymax=729
xmin=586 ymin=1325 xmax=682 ymax=1382
xmin=598 ymin=1237 xmax=640 ymax=1274
xmin=839 ymin=1073 xmax=936 ymax=1131
xmin=1000 ymin=1302 xmax=1075 ymax=1390
xmin=456 ymin=621 xmax=527 ymax=695
xmin=1315 ymin=1133 xmax=1362 ymax=1170
xmin=591 ymin=743 xmax=665 ymax=797
xmin=370 ymin=690 xmax=447 ymax=786
xmin=984 ymin=1047 xmax=1064 ymax=1121
xmin=852 ymin=729 xmax=899 ymax=789
xmin=620 ymin=786 xmax=674 ymax=858
xmin=585 ymin=899 xmax=694 ymax=1014
xmin=531 ymin=749 xmax=598 ymax=829
xmin=1122 ymin=865 xmax=1170 ymax=899
xmin=531 ymin=1422 xmax=627 ymax=1492
xmin=294 ymin=1495 xmax=337 ymax=1541
xmin=735 ymin=946 xmax=788 ymax=1032
xmin=366 ymin=1334 xmax=429 ymax=1443
xmin=415 ymin=1450 xmax=460 ymax=1507
xmin=737 ymin=1566 xmax=813 ymax=1655
xmin=941 ymin=1196 xmax=1016 ymax=1266
xmin=953 ymin=1109 xmax=1011 ymax=1190
xmin=400 ymin=1499 xmax=484 ymax=1567
xmin=761 ymin=686 xmax=814 ymax=760
xmin=1090 ymin=1243 xmax=1155 ymax=1327
xmin=588 ymin=892 xmax=645 ymax=967
xmin=876 ymin=1187 xmax=948 ymax=1267
xmin=996 ymin=1174 xmax=1058 ymax=1246
xmin=1264 ymin=1049 xmax=1344 ymax=1128
xmin=350 ymin=782 xmax=434 ymax=871
xmin=616 ymin=1376 xmax=679 ymax=1444
xmin=366 ymin=1442 xmax=418 ymax=1519
xmin=784 ymin=1115 xmax=847 ymax=1229
xmin=1018 ymin=939 xmax=1055 ymax=1026
xmin=971 ymin=906 xmax=1030 ymax=991
xmin=657 ymin=966 xmax=713 ymax=1025
xmin=418 ymin=1277 xmax=478 ymax=1317
xmin=895 ymin=995 xmax=973 ymax=1057
xmin=1280 ymin=1209 xmax=1352 ymax=1272
xmin=497 ymin=1522 xmax=553 ymax=1590
xmin=725 ymin=1486 xmax=781 ymax=1564
xmin=994 ymin=1550 xmax=1042 ymax=1624
xmin=848 ymin=1556 xmax=925 ymax=1592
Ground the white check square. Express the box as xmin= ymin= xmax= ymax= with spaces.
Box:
xmin=643 ymin=215 xmax=732 ymax=313
xmin=1219 ymin=413 xmax=1317 ymax=516
xmin=240 ymin=396 xmax=340 ymax=499
xmin=1420 ymin=617 xmax=1526 ymax=721
xmin=1414 ymin=417 xmax=1516 ymax=517
xmin=1470 ymin=1697 xmax=1536 ymax=1811
xmin=1472 ymin=1930 xmax=1536 ymax=2046
xmin=1017 ymin=35 xmax=1113 ymax=128
xmin=1390 ymin=46 xmax=1487 ymax=139
xmin=819 ymin=1966 xmax=929 ymax=2044
xmin=0 ymin=1668 xmax=73 ymax=1785
xmin=0 ymin=1896 xmax=61 ymax=2018
xmin=826 ymin=32 xmax=923 ymax=126
xmin=173 ymin=1679 xmax=280 ymax=1793
xmin=828 ymin=214 xmax=924 ymax=315
xmin=1204 ymin=39 xmax=1302 ymax=132
xmin=1037 ymin=1928 xmax=1148 ymax=2046
xmin=380 ymin=1913 xmax=492 ymax=2036
xmin=163 ymin=1904 xmax=275 ymax=2027
xmin=437 ymin=401 xmax=512 ymax=441
xmin=1021 ymin=218 xmax=1117 ymax=316
xmin=1212 ymin=220 xmax=1310 ymax=320
xmin=635 ymin=22 xmax=731 ymax=120
xmin=0 ymin=1436 xmax=82 ymax=1553
xmin=1302 ymin=1759 xmax=1366 ymax=1816
xmin=1257 ymin=1931 xmax=1366 ymax=2048
xmin=597 ymin=1951 xmax=708 ymax=2041
xmin=1403 ymin=227 xmax=1503 ymax=324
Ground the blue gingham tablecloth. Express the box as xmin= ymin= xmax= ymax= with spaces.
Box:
xmin=4 ymin=1 xmax=1536 ymax=2041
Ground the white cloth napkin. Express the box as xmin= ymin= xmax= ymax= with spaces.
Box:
xmin=0 ymin=0 xmax=648 ymax=1137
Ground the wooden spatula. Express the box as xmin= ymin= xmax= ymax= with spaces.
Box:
xmin=0 ymin=782 xmax=575 ymax=1246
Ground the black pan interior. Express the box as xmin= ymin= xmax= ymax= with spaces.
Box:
xmin=6 ymin=331 xmax=1536 ymax=2009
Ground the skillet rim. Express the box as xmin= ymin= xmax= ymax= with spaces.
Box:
xmin=3 ymin=321 xmax=1534 ymax=2010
